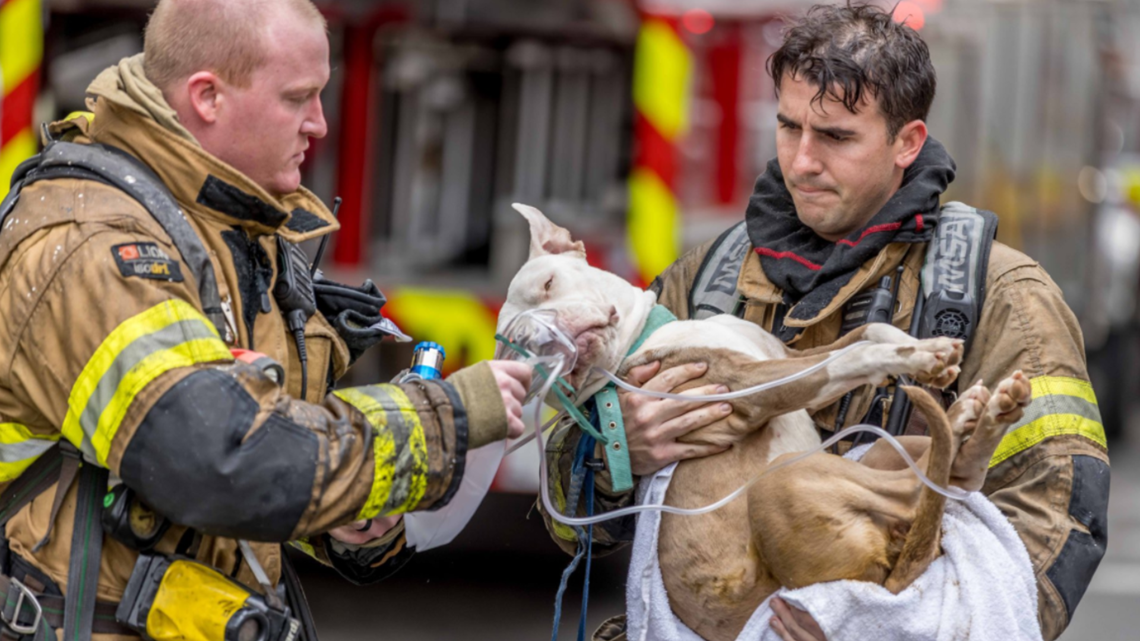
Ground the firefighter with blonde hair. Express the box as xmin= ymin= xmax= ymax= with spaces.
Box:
xmin=0 ymin=1 xmax=531 ymax=639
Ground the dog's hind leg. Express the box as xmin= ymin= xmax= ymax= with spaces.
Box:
xmin=949 ymin=371 xmax=1032 ymax=491
xmin=858 ymin=381 xmax=991 ymax=472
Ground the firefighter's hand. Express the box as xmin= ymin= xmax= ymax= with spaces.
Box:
xmin=328 ymin=515 xmax=402 ymax=545
xmin=621 ymin=361 xmax=732 ymax=477
xmin=771 ymin=598 xmax=826 ymax=641
xmin=487 ymin=360 xmax=532 ymax=439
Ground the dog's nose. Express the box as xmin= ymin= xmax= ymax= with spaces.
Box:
xmin=609 ymin=306 xmax=620 ymax=325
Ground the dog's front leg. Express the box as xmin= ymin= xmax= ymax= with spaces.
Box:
xmin=777 ymin=336 xmax=962 ymax=415
xmin=787 ymin=322 xmax=919 ymax=357
xmin=650 ymin=337 xmax=961 ymax=447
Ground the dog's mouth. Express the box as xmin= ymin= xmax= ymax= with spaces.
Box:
xmin=563 ymin=324 xmax=613 ymax=385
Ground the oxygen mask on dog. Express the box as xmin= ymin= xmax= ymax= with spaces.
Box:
xmin=495 ymin=309 xmax=579 ymax=405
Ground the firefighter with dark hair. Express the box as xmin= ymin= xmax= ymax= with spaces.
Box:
xmin=0 ymin=0 xmax=531 ymax=639
xmin=543 ymin=4 xmax=1109 ymax=640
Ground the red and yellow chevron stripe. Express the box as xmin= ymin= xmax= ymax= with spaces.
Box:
xmin=1 ymin=0 xmax=43 ymax=200
xmin=628 ymin=13 xmax=692 ymax=286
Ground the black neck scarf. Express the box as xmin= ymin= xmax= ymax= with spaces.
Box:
xmin=746 ymin=137 xmax=956 ymax=323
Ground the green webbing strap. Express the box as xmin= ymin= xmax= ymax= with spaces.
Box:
xmin=62 ymin=461 xmax=108 ymax=641
xmin=0 ymin=577 xmax=55 ymax=641
xmin=553 ymin=387 xmax=607 ymax=444
xmin=493 ymin=334 xmax=606 ymax=442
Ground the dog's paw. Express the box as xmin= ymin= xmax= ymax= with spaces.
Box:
xmin=987 ymin=370 xmax=1032 ymax=426
xmin=903 ymin=337 xmax=964 ymax=388
xmin=948 ymin=380 xmax=991 ymax=440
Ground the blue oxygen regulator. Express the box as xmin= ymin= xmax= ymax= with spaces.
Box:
xmin=409 ymin=342 xmax=446 ymax=380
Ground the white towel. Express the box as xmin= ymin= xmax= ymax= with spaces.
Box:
xmin=625 ymin=446 xmax=1042 ymax=641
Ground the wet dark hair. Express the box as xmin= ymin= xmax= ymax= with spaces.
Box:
xmin=767 ymin=2 xmax=936 ymax=139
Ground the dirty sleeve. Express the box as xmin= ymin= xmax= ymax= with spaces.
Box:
xmin=962 ymin=252 xmax=1110 ymax=641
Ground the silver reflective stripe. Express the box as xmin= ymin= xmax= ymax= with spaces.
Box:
xmin=0 ymin=437 xmax=57 ymax=464
xmin=1005 ymin=395 xmax=1102 ymax=435
xmin=76 ymin=318 xmax=218 ymax=441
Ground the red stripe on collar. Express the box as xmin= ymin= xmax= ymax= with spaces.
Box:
xmin=754 ymin=247 xmax=822 ymax=271
xmin=836 ymin=221 xmax=903 ymax=247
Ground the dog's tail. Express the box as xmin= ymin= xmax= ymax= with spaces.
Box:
xmin=883 ymin=385 xmax=953 ymax=594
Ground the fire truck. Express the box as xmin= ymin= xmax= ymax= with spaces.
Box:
xmin=3 ymin=0 xmax=1138 ymax=492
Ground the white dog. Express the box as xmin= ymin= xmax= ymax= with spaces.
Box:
xmin=498 ymin=204 xmax=1031 ymax=641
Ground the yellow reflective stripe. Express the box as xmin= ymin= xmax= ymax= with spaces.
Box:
xmin=64 ymin=300 xmax=231 ymax=465
xmin=92 ymin=338 xmax=232 ymax=464
xmin=1030 ymin=375 xmax=1097 ymax=404
xmin=989 ymin=376 xmax=1106 ymax=468
xmin=289 ymin=538 xmax=319 ymax=560
xmin=379 ymin=386 xmax=428 ymax=515
xmin=63 ymin=111 xmax=95 ymax=127
xmin=335 ymin=386 xmax=429 ymax=519
xmin=334 ymin=388 xmax=396 ymax=520
xmin=990 ymin=415 xmax=1107 ymax=468
xmin=0 ymin=0 xmax=43 ymax=93
xmin=0 ymin=423 xmax=59 ymax=483
xmin=548 ymin=452 xmax=577 ymax=543
xmin=0 ymin=458 xmax=38 ymax=483
xmin=0 ymin=128 xmax=36 ymax=201
xmin=628 ymin=167 xmax=680 ymax=284
xmin=0 ymin=422 xmax=40 ymax=444
xmin=632 ymin=18 xmax=690 ymax=139
xmin=64 ymin=299 xmax=214 ymax=446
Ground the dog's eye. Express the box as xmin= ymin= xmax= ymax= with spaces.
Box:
xmin=544 ymin=276 xmax=554 ymax=292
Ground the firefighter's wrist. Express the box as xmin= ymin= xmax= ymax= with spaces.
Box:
xmin=448 ymin=361 xmax=509 ymax=448
xmin=328 ymin=515 xmax=402 ymax=547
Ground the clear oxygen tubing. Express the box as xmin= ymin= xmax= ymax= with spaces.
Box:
xmin=507 ymin=409 xmax=565 ymax=455
xmin=593 ymin=340 xmax=873 ymax=402
xmin=507 ymin=340 xmax=871 ymax=454
xmin=530 ymin=357 xmax=970 ymax=530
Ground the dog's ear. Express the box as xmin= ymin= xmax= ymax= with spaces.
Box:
xmin=513 ymin=203 xmax=586 ymax=260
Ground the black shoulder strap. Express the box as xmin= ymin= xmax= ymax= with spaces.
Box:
xmin=688 ymin=221 xmax=750 ymax=320
xmin=883 ymin=202 xmax=999 ymax=436
xmin=0 ymin=446 xmax=64 ymax=527
xmin=1 ymin=142 xmax=228 ymax=339
xmin=918 ymin=201 xmax=1000 ymax=355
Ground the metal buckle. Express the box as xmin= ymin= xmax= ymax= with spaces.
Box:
xmin=6 ymin=578 xmax=43 ymax=636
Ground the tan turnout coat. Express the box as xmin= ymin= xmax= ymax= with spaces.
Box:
xmin=0 ymin=57 xmax=506 ymax=631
